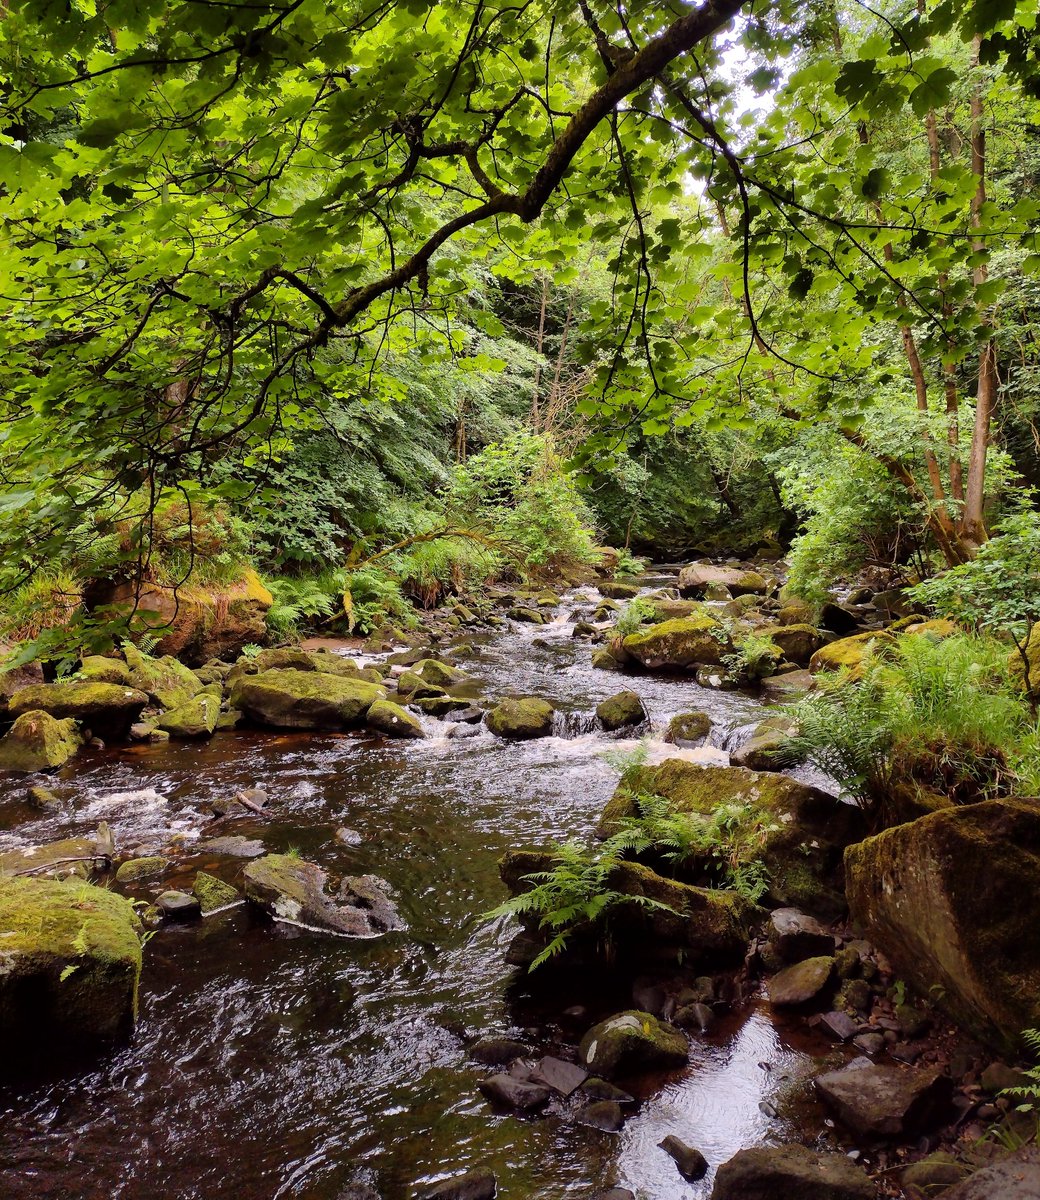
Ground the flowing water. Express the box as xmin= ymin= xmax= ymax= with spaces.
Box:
xmin=0 ymin=569 xmax=843 ymax=1200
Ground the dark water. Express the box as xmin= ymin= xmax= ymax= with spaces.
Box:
xmin=0 ymin=572 xmax=841 ymax=1200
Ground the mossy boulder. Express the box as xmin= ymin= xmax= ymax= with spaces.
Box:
xmin=809 ymin=630 xmax=894 ymax=677
xmin=0 ymin=875 xmax=142 ymax=1046
xmin=242 ymin=854 xmax=402 ymax=936
xmin=578 ymin=1011 xmax=688 ymax=1078
xmin=678 ymin=563 xmax=769 ymax=598
xmin=124 ymin=644 xmax=203 ymax=710
xmin=595 ymin=691 xmax=647 ymax=732
xmin=0 ymin=711 xmax=82 ymax=774
xmin=711 ymin=1145 xmax=876 ymax=1200
xmin=845 ymin=798 xmax=1040 ymax=1051
xmin=115 ymin=855 xmax=169 ymax=883
xmin=229 ymin=669 xmax=385 ymax=730
xmin=730 ymin=717 xmax=802 ymax=773
xmin=485 ymin=697 xmax=555 ymax=740
xmin=192 ymin=871 xmax=240 ymax=914
xmin=8 ymin=681 xmax=149 ymax=740
xmin=366 ymin=699 xmax=424 ymax=739
xmin=600 ymin=760 xmax=864 ymax=915
xmin=249 ymin=647 xmax=364 ymax=677
xmin=415 ymin=658 xmax=465 ymax=688
xmin=157 ymin=692 xmax=220 ymax=739
xmin=591 ymin=648 xmax=620 ymax=671
xmin=664 ymin=711 xmax=712 ymax=747
xmin=76 ymin=656 xmax=133 ymax=686
xmin=0 ymin=829 xmax=114 ymax=879
xmin=599 ymin=581 xmax=641 ymax=601
xmin=622 ymin=615 xmax=728 ymax=671
xmin=761 ymin=624 xmax=827 ymax=667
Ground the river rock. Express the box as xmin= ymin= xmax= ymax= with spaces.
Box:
xmin=730 ymin=717 xmax=801 ymax=772
xmin=845 ymin=797 xmax=1040 ymax=1050
xmin=663 ymin=711 xmax=711 ymax=746
xmin=199 ymin=835 xmax=265 ymax=857
xmin=485 ymin=697 xmax=555 ymax=740
xmin=0 ymin=828 xmax=114 ymax=879
xmin=414 ymin=1170 xmax=496 ymax=1200
xmin=249 ymin=648 xmax=364 ymax=677
xmin=578 ymin=1011 xmax=687 ymax=1078
xmin=76 ymin=655 xmax=133 ymax=686
xmin=124 ymin=644 xmax=203 ymax=710
xmin=814 ymin=1061 xmax=951 ymax=1137
xmin=115 ymin=855 xmax=169 ymax=883
xmin=761 ymin=623 xmax=827 ymax=666
xmin=935 ymin=1148 xmax=1040 ymax=1199
xmin=230 ymin=669 xmax=385 ymax=730
xmin=593 ymin=1191 xmax=634 ymax=1200
xmin=529 ymin=1055 xmax=587 ymax=1096
xmin=710 ymin=1145 xmax=876 ymax=1199
xmin=0 ymin=711 xmax=82 ymax=774
xmin=600 ymin=581 xmax=641 ymax=600
xmin=468 ymin=1036 xmax=529 ymax=1066
xmin=678 ymin=563 xmax=769 ymax=598
xmin=192 ymin=871 xmax=240 ymax=914
xmin=0 ymin=875 xmax=142 ymax=1045
xmin=659 ymin=1135 xmax=708 ymax=1181
xmin=415 ymin=658 xmax=465 ymax=688
xmin=8 ymin=681 xmax=149 ymax=740
xmin=622 ymin=614 xmax=729 ymax=670
xmin=759 ymin=669 xmax=815 ymax=701
xmin=809 ymin=630 xmax=894 ymax=676
xmin=477 ymin=1073 xmax=550 ymax=1111
xmin=595 ymin=691 xmax=646 ymax=732
xmin=157 ymin=692 xmax=220 ymax=739
xmin=600 ymin=760 xmax=864 ymax=914
xmin=366 ymin=699 xmax=424 ymax=739
xmin=769 ymin=956 xmax=835 ymax=1007
xmin=243 ymin=853 xmax=402 ymax=937
xmin=816 ymin=1011 xmax=859 ymax=1042
xmin=577 ymin=1100 xmax=625 ymax=1131
xmin=157 ymin=889 xmax=201 ymax=920
xmin=768 ymin=908 xmax=835 ymax=963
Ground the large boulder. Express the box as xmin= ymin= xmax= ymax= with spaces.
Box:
xmin=485 ymin=697 xmax=555 ymax=740
xmin=229 ymin=669 xmax=385 ymax=730
xmin=595 ymin=691 xmax=647 ymax=732
xmin=156 ymin=692 xmax=220 ymax=739
xmin=0 ymin=711 xmax=82 ymax=773
xmin=846 ymin=798 xmax=1040 ymax=1051
xmin=937 ymin=1149 xmax=1040 ymax=1200
xmin=678 ymin=563 xmax=769 ymax=598
xmin=622 ymin=615 xmax=729 ymax=671
xmin=98 ymin=569 xmax=272 ymax=665
xmin=500 ymin=852 xmax=759 ymax=968
xmin=247 ymin=647 xmax=369 ymax=678
xmin=0 ymin=875 xmax=142 ymax=1046
xmin=809 ymin=631 xmax=894 ymax=676
xmin=8 ymin=681 xmax=149 ymax=739
xmin=242 ymin=853 xmax=402 ymax=937
xmin=762 ymin=623 xmax=828 ymax=667
xmin=814 ymin=1062 xmax=951 ymax=1137
xmin=124 ymin=644 xmax=203 ymax=710
xmin=710 ymin=1145 xmax=876 ymax=1200
xmin=366 ymin=699 xmax=424 ymax=739
xmin=0 ymin=827 xmax=114 ymax=879
xmin=600 ymin=760 xmax=864 ymax=914
xmin=578 ymin=1011 xmax=688 ymax=1078
xmin=76 ymin=655 xmax=133 ymax=686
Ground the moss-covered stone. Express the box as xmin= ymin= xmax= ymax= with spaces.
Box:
xmin=622 ymin=615 xmax=728 ymax=671
xmin=366 ymin=698 xmax=425 ymax=739
xmin=578 ymin=1010 xmax=688 ymax=1078
xmin=0 ymin=831 xmax=112 ymax=879
xmin=663 ymin=711 xmax=712 ymax=746
xmin=0 ymin=711 xmax=82 ymax=773
xmin=243 ymin=853 xmax=402 ymax=936
xmin=229 ymin=668 xmax=385 ymax=730
xmin=115 ymin=855 xmax=169 ymax=883
xmin=595 ymin=691 xmax=646 ymax=732
xmin=808 ymin=630 xmax=895 ymax=677
xmin=768 ymin=955 xmax=835 ymax=1007
xmin=8 ymin=682 xmax=148 ymax=740
xmin=415 ymin=658 xmax=464 ymax=688
xmin=678 ymin=563 xmax=769 ymax=598
xmin=124 ymin=644 xmax=203 ymax=710
xmin=76 ymin=655 xmax=133 ymax=686
xmin=761 ymin=623 xmax=827 ymax=667
xmin=712 ymin=1145 xmax=876 ymax=1200
xmin=157 ymin=692 xmax=220 ymax=739
xmin=485 ymin=696 xmax=555 ymax=740
xmin=846 ymin=798 xmax=1040 ymax=1051
xmin=731 ymin=717 xmax=802 ymax=772
xmin=599 ymin=581 xmax=640 ymax=600
xmin=591 ymin=648 xmax=620 ymax=671
xmin=192 ymin=871 xmax=240 ymax=914
xmin=600 ymin=760 xmax=864 ymax=915
xmin=0 ymin=875 xmax=142 ymax=1045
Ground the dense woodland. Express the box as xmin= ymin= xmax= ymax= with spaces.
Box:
xmin=4 ymin=1 xmax=1040 ymax=1199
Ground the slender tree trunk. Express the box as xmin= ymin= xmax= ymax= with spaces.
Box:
xmin=531 ymin=275 xmax=548 ymax=430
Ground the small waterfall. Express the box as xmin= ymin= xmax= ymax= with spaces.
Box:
xmin=550 ymin=709 xmax=600 ymax=739
xmin=710 ymin=720 xmax=760 ymax=753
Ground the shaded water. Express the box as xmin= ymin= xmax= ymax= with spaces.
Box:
xmin=0 ymin=570 xmax=839 ymax=1199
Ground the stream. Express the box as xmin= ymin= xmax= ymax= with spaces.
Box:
xmin=0 ymin=567 xmax=846 ymax=1200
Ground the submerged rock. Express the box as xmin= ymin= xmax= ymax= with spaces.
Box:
xmin=845 ymin=797 xmax=1040 ymax=1050
xmin=578 ymin=1011 xmax=688 ymax=1078
xmin=477 ymin=1073 xmax=550 ymax=1111
xmin=8 ymin=681 xmax=149 ymax=740
xmin=414 ymin=1170 xmax=496 ymax=1200
xmin=622 ymin=615 xmax=728 ymax=671
xmin=242 ymin=853 xmax=402 ymax=937
xmin=485 ymin=697 xmax=555 ymax=740
xmin=814 ymin=1061 xmax=951 ymax=1137
xmin=595 ymin=691 xmax=647 ymax=732
xmin=230 ymin=669 xmax=385 ymax=730
xmin=366 ymin=699 xmax=424 ymax=739
xmin=0 ymin=875 xmax=142 ymax=1045
xmin=663 ymin=710 xmax=712 ymax=747
xmin=0 ymin=711 xmax=82 ymax=774
xmin=577 ymin=1100 xmax=625 ymax=1131
xmin=710 ymin=1144 xmax=876 ymax=1200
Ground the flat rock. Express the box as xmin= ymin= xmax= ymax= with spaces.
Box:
xmin=581 ymin=1078 xmax=635 ymax=1104
xmin=815 ymin=1062 xmax=951 ymax=1137
xmin=768 ymin=908 xmax=835 ymax=963
xmin=0 ymin=829 xmax=113 ymax=879
xmin=529 ymin=1055 xmax=588 ymax=1097
xmin=413 ymin=1170 xmax=496 ymax=1200
xmin=243 ymin=854 xmax=402 ymax=937
xmin=816 ymin=1011 xmax=859 ymax=1042
xmin=936 ymin=1148 xmax=1040 ymax=1199
xmin=710 ymin=1144 xmax=876 ymax=1199
xmin=477 ymin=1073 xmax=550 ymax=1111
xmin=769 ymin=956 xmax=835 ymax=1007
xmin=198 ymin=836 xmax=265 ymax=858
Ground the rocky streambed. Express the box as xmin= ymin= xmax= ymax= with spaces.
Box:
xmin=0 ymin=565 xmax=1037 ymax=1199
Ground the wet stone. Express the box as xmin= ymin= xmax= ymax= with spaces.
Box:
xmin=581 ymin=1078 xmax=635 ymax=1104
xmin=468 ymin=1036 xmax=529 ymax=1066
xmin=816 ymin=1011 xmax=859 ymax=1042
xmin=192 ymin=871 xmax=240 ymax=914
xmin=477 ymin=1073 xmax=550 ymax=1111
xmin=711 ymin=1144 xmax=876 ymax=1200
xmin=198 ymin=835 xmax=265 ymax=858
xmin=529 ymin=1055 xmax=587 ymax=1096
xmin=576 ymin=1100 xmax=624 ymax=1132
xmin=768 ymin=956 xmax=835 ymax=1007
xmin=156 ymin=890 xmax=201 ymax=920
xmin=853 ymin=1032 xmax=886 ymax=1056
xmin=674 ymin=1002 xmax=714 ymax=1034
xmin=413 ymin=1170 xmax=497 ymax=1200
xmin=659 ymin=1135 xmax=708 ymax=1181
xmin=768 ymin=908 xmax=835 ymax=963
xmin=815 ymin=1062 xmax=952 ymax=1137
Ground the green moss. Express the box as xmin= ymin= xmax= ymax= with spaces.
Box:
xmin=367 ymin=698 xmax=424 ymax=738
xmin=157 ymin=693 xmax=220 ymax=738
xmin=809 ymin=631 xmax=895 ymax=677
xmin=664 ymin=711 xmax=712 ymax=745
xmin=622 ymin=615 xmax=728 ymax=670
xmin=0 ymin=710 xmax=81 ymax=773
xmin=124 ymin=644 xmax=203 ymax=709
xmin=9 ymin=681 xmax=149 ymax=726
xmin=192 ymin=871 xmax=240 ymax=914
xmin=595 ymin=691 xmax=646 ymax=731
xmin=229 ymin=668 xmax=385 ymax=730
xmin=485 ymin=696 xmax=555 ymax=740
xmin=76 ymin=656 xmax=133 ymax=686
xmin=115 ymin=856 xmax=169 ymax=883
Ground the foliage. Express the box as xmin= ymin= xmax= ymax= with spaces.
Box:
xmin=613 ymin=548 xmax=647 ymax=577
xmin=1003 ymin=1028 xmax=1040 ymax=1139
xmin=723 ymin=630 xmax=783 ymax=683
xmin=613 ymin=596 xmax=657 ymax=639
xmin=264 ymin=576 xmax=337 ymax=642
xmin=786 ymin=633 xmax=1033 ymax=825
